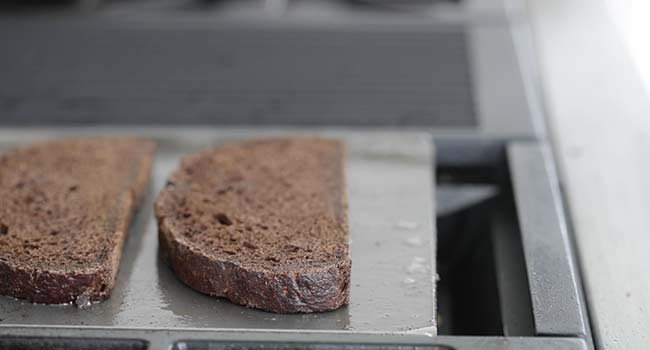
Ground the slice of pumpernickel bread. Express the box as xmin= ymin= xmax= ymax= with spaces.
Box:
xmin=155 ymin=137 xmax=350 ymax=313
xmin=0 ymin=137 xmax=155 ymax=305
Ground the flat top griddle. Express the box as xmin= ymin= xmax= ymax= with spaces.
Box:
xmin=0 ymin=128 xmax=436 ymax=335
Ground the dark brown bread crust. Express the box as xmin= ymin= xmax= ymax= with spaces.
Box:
xmin=155 ymin=137 xmax=350 ymax=313
xmin=0 ymin=137 xmax=155 ymax=304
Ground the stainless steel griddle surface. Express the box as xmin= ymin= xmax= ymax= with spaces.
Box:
xmin=0 ymin=128 xmax=436 ymax=335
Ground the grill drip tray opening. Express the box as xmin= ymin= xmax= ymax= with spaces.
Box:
xmin=436 ymin=162 xmax=533 ymax=336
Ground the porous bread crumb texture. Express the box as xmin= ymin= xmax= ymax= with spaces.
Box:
xmin=0 ymin=137 xmax=155 ymax=304
xmin=155 ymin=137 xmax=351 ymax=313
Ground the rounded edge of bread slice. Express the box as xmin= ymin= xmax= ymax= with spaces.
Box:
xmin=155 ymin=137 xmax=351 ymax=313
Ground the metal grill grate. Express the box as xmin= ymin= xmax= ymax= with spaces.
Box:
xmin=0 ymin=22 xmax=475 ymax=127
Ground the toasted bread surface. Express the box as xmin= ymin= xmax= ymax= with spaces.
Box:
xmin=0 ymin=137 xmax=155 ymax=304
xmin=155 ymin=137 xmax=350 ymax=313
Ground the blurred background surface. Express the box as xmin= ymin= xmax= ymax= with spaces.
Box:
xmin=531 ymin=0 xmax=650 ymax=349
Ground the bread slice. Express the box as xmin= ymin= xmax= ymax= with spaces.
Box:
xmin=0 ymin=137 xmax=155 ymax=305
xmin=155 ymin=137 xmax=350 ymax=313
